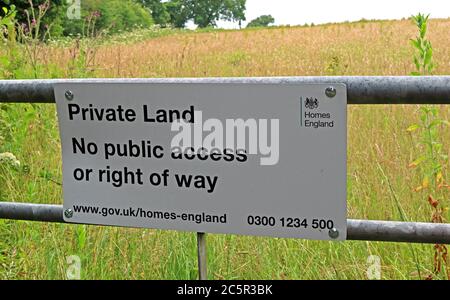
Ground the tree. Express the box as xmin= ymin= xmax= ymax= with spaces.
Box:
xmin=95 ymin=0 xmax=154 ymax=34
xmin=1 ymin=0 xmax=64 ymax=25
xmin=184 ymin=0 xmax=246 ymax=28
xmin=1 ymin=0 xmax=154 ymax=37
xmin=224 ymin=0 xmax=246 ymax=26
xmin=1 ymin=0 xmax=67 ymax=37
xmin=246 ymin=14 xmax=275 ymax=28
xmin=140 ymin=0 xmax=170 ymax=26
xmin=164 ymin=0 xmax=189 ymax=28
xmin=1 ymin=0 xmax=65 ymax=22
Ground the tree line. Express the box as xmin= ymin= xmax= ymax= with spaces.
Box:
xmin=1 ymin=0 xmax=275 ymax=37
xmin=143 ymin=0 xmax=247 ymax=28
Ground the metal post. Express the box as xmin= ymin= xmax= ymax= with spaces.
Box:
xmin=197 ymin=232 xmax=208 ymax=280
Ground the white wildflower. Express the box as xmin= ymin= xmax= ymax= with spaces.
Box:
xmin=0 ymin=152 xmax=21 ymax=168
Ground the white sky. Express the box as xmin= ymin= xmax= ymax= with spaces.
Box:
xmin=212 ymin=0 xmax=450 ymax=29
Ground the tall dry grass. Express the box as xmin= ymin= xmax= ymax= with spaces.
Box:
xmin=43 ymin=19 xmax=450 ymax=78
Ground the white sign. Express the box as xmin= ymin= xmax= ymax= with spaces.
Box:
xmin=55 ymin=81 xmax=347 ymax=241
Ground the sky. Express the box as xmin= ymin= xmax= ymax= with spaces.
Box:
xmin=213 ymin=0 xmax=450 ymax=29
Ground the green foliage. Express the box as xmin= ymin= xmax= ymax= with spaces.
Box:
xmin=142 ymin=0 xmax=247 ymax=29
xmin=408 ymin=13 xmax=449 ymax=280
xmin=62 ymin=0 xmax=154 ymax=36
xmin=408 ymin=13 xmax=443 ymax=192
xmin=1 ymin=0 xmax=64 ymax=37
xmin=96 ymin=0 xmax=153 ymax=34
xmin=325 ymin=55 xmax=342 ymax=75
xmin=16 ymin=0 xmax=53 ymax=78
xmin=0 ymin=5 xmax=24 ymax=79
xmin=408 ymin=107 xmax=449 ymax=188
xmin=1 ymin=0 xmax=154 ymax=38
xmin=408 ymin=106 xmax=449 ymax=280
xmin=0 ymin=6 xmax=17 ymax=167
xmin=164 ymin=0 xmax=190 ymax=28
xmin=223 ymin=0 xmax=246 ymax=24
xmin=1 ymin=2 xmax=62 ymax=79
xmin=246 ymin=14 xmax=275 ymax=28
xmin=186 ymin=0 xmax=246 ymax=28
xmin=141 ymin=0 xmax=171 ymax=26
xmin=410 ymin=13 xmax=434 ymax=75
xmin=4 ymin=0 xmax=245 ymax=34
xmin=0 ymin=3 xmax=16 ymax=39
xmin=408 ymin=13 xmax=443 ymax=187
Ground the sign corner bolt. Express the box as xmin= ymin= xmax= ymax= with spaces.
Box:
xmin=65 ymin=90 xmax=74 ymax=101
xmin=325 ymin=86 xmax=337 ymax=98
xmin=328 ymin=227 xmax=339 ymax=239
xmin=64 ymin=208 xmax=73 ymax=218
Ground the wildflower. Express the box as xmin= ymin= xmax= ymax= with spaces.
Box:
xmin=93 ymin=11 xmax=101 ymax=18
xmin=21 ymin=23 xmax=29 ymax=34
xmin=39 ymin=2 xmax=50 ymax=12
xmin=0 ymin=152 xmax=21 ymax=168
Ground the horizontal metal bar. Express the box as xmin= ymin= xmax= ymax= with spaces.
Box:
xmin=1 ymin=76 xmax=450 ymax=104
xmin=1 ymin=202 xmax=450 ymax=244
xmin=346 ymin=219 xmax=450 ymax=244
xmin=0 ymin=202 xmax=64 ymax=223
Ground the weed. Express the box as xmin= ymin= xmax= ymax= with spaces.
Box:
xmin=408 ymin=13 xmax=449 ymax=280
xmin=0 ymin=4 xmax=25 ymax=79
xmin=410 ymin=13 xmax=434 ymax=75
xmin=16 ymin=0 xmax=52 ymax=79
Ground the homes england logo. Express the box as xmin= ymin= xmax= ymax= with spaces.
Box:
xmin=305 ymin=97 xmax=319 ymax=109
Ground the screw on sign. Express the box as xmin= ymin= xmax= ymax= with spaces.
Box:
xmin=325 ymin=86 xmax=337 ymax=98
xmin=329 ymin=228 xmax=339 ymax=239
xmin=65 ymin=90 xmax=74 ymax=101
xmin=64 ymin=208 xmax=73 ymax=218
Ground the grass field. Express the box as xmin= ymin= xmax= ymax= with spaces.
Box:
xmin=1 ymin=19 xmax=450 ymax=279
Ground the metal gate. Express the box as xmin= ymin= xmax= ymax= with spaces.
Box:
xmin=1 ymin=76 xmax=450 ymax=278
